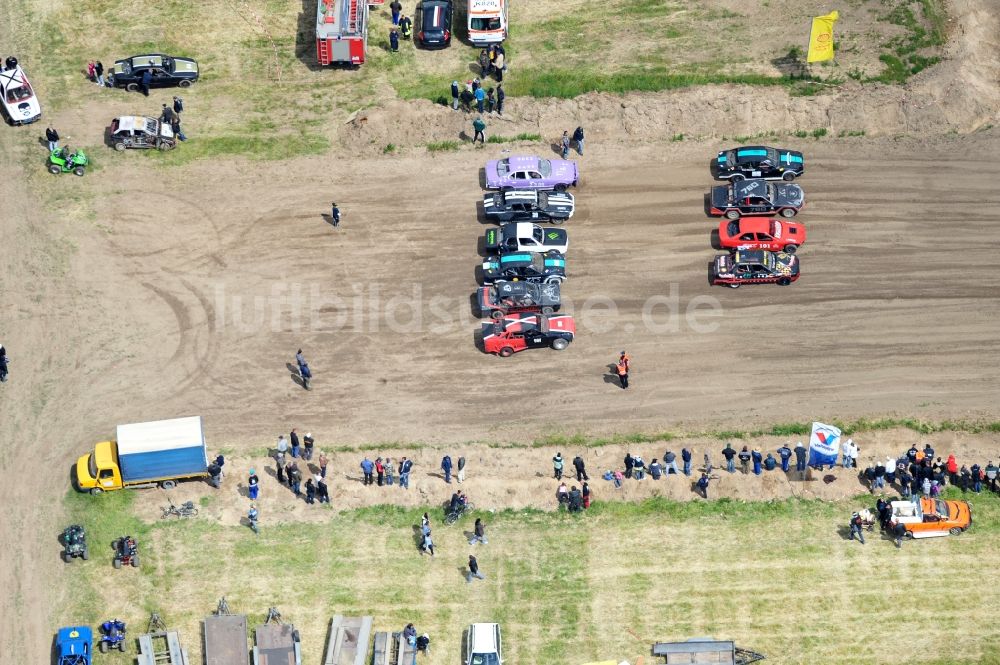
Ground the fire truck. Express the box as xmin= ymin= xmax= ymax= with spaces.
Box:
xmin=316 ymin=0 xmax=371 ymax=66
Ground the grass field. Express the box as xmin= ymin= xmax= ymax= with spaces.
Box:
xmin=61 ymin=486 xmax=1000 ymax=665
xmin=6 ymin=0 xmax=948 ymax=165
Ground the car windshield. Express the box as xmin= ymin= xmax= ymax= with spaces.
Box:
xmin=537 ymin=159 xmax=552 ymax=177
xmin=762 ymin=253 xmax=776 ymax=271
xmin=771 ymin=221 xmax=782 ymax=238
xmin=765 ymin=148 xmax=778 ymax=164
xmin=470 ymin=655 xmax=500 ymax=665
xmin=497 ymin=160 xmax=510 ymax=177
xmin=145 ymin=118 xmax=158 ymax=134
xmin=722 ymin=150 xmax=736 ymax=166
xmin=537 ymin=191 xmax=548 ymax=206
xmin=530 ymin=254 xmax=545 ymax=271
xmin=87 ymin=454 xmax=97 ymax=479
xmin=471 ymin=16 xmax=501 ymax=30
xmin=726 ymin=221 xmax=740 ymax=237
xmin=934 ymin=500 xmax=950 ymax=517
xmin=532 ymin=227 xmax=544 ymax=242
xmin=765 ymin=184 xmax=776 ymax=202
xmin=6 ymin=84 xmax=32 ymax=102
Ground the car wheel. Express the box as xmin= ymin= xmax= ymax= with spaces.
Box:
xmin=499 ymin=346 xmax=514 ymax=357
xmin=161 ymin=480 xmax=176 ymax=490
xmin=73 ymin=167 xmax=86 ymax=177
xmin=131 ymin=556 xmax=139 ymax=567
xmin=727 ymin=282 xmax=740 ymax=289
xmin=100 ymin=641 xmax=108 ymax=654
xmin=63 ymin=551 xmax=70 ymax=563
xmin=545 ymin=250 xmax=560 ymax=257
xmin=490 ymin=310 xmax=504 ymax=320
xmin=777 ymin=277 xmax=791 ymax=286
xmin=113 ymin=558 xmax=122 ymax=569
xmin=114 ymin=142 xmax=126 ymax=152
xmin=48 ymin=164 xmax=61 ymax=174
xmin=551 ymin=338 xmax=568 ymax=351
xmin=725 ymin=210 xmax=741 ymax=220
xmin=118 ymin=642 xmax=126 ymax=652
xmin=545 ymin=276 xmax=564 ymax=284
xmin=126 ymin=83 xmax=138 ymax=92
xmin=780 ymin=208 xmax=797 ymax=218
xmin=949 ymin=527 xmax=963 ymax=535
xmin=782 ymin=172 xmax=796 ymax=181
xmin=81 ymin=547 xmax=89 ymax=560
xmin=554 ymin=184 xmax=567 ymax=192
xmin=784 ymin=244 xmax=798 ymax=254
xmin=90 ymin=488 xmax=103 ymax=495
xmin=157 ymin=141 xmax=170 ymax=151
xmin=731 ymin=174 xmax=745 ymax=182
xmin=550 ymin=216 xmax=566 ymax=225
xmin=178 ymin=79 xmax=192 ymax=88
xmin=904 ymin=530 xmax=913 ymax=539
xmin=542 ymin=306 xmax=554 ymax=315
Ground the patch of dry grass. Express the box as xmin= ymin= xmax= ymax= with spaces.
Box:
xmin=60 ymin=488 xmax=1000 ymax=665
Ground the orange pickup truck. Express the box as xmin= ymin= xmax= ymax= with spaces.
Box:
xmin=891 ymin=498 xmax=972 ymax=538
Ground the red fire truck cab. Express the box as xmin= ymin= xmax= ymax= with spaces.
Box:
xmin=316 ymin=0 xmax=369 ymax=65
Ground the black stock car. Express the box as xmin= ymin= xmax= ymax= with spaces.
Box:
xmin=109 ymin=54 xmax=199 ymax=91
xmin=477 ymin=281 xmax=561 ymax=318
xmin=711 ymin=249 xmax=800 ymax=288
xmin=481 ymin=252 xmax=566 ymax=285
xmin=709 ymin=179 xmax=804 ymax=220
xmin=482 ymin=190 xmax=575 ymax=224
xmin=710 ymin=145 xmax=804 ymax=181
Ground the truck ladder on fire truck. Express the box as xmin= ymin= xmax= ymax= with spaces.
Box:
xmin=316 ymin=0 xmax=369 ymax=65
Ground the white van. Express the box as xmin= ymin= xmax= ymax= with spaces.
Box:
xmin=467 ymin=0 xmax=507 ymax=45
xmin=464 ymin=623 xmax=502 ymax=665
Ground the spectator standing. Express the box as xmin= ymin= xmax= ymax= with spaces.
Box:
xmin=986 ymin=461 xmax=998 ymax=492
xmin=848 ymin=441 xmax=860 ymax=469
xmin=303 ymin=432 xmax=315 ymax=461
xmin=385 ymin=458 xmax=395 ymax=486
xmin=572 ymin=126 xmax=584 ymax=155
xmin=317 ymin=476 xmax=330 ymax=504
xmin=582 ymin=482 xmax=591 ymax=508
xmin=921 ymin=476 xmax=931 ymax=496
xmin=466 ymin=555 xmax=485 ymax=582
xmin=561 ymin=131 xmax=570 ymax=159
xmin=697 ymin=473 xmax=710 ymax=499
xmin=849 ymin=512 xmax=865 ymax=544
xmin=46 ymin=127 xmax=60 ymax=152
xmin=737 ymin=446 xmax=751 ymax=474
xmin=171 ymin=116 xmax=186 ymax=142
xmin=721 ymin=444 xmax=736 ymax=473
xmin=290 ymin=463 xmax=302 ymax=496
xmin=923 ymin=443 xmax=935 ymax=459
xmin=496 ymin=83 xmax=505 ymax=116
xmin=375 ymin=457 xmax=385 ymax=486
xmin=874 ymin=461 xmax=886 ymax=489
xmin=87 ymin=60 xmax=95 ymax=81
xmin=478 ymin=49 xmax=490 ymax=77
xmin=441 ymin=455 xmax=453 ymax=483
xmin=330 ymin=202 xmax=341 ymax=227
xmin=95 ymin=61 xmax=105 ymax=87
xmin=290 ymin=429 xmax=300 ymax=458
xmin=0 ymin=345 xmax=7 ymax=383
xmin=140 ymin=68 xmax=151 ymax=96
xmin=248 ymin=503 xmax=259 ymax=535
xmin=305 ymin=478 xmax=316 ymax=504
xmin=777 ymin=443 xmax=792 ymax=472
xmin=173 ymin=96 xmax=183 ymax=114
xmin=648 ymin=458 xmax=662 ymax=480
xmin=494 ymin=50 xmax=504 ymax=81
xmin=208 ymin=459 xmax=223 ymax=488
xmin=946 ymin=454 xmax=959 ymax=485
xmin=891 ymin=520 xmax=906 ymax=548
xmin=959 ymin=465 xmax=971 ymax=492
xmin=475 ymin=86 xmax=485 ymax=114
xmin=318 ymin=452 xmax=329 ymax=479
xmin=161 ymin=103 xmax=175 ymax=124
xmin=451 ymin=80 xmax=460 ymax=110
xmin=884 ymin=456 xmax=896 ymax=485
xmin=247 ymin=469 xmax=260 ymax=500
xmin=275 ymin=448 xmax=286 ymax=484
xmin=682 ymin=447 xmax=692 ymax=476
xmin=469 ymin=518 xmax=487 ymax=545
xmin=389 ymin=28 xmax=399 ymax=52
xmin=390 ymin=0 xmax=402 ymax=24
xmin=632 ymin=455 xmax=646 ymax=480
xmin=399 ymin=13 xmax=412 ymax=38
xmin=486 ymin=87 xmax=495 ymax=113
xmin=794 ymin=441 xmax=807 ymax=477
xmin=615 ymin=355 xmax=629 ymax=389
xmin=624 ymin=453 xmax=634 ymax=479
xmin=553 ymin=452 xmax=564 ymax=480
xmin=472 ymin=116 xmax=486 ymax=144
xmin=842 ymin=439 xmax=852 ymax=468
xmin=399 ymin=457 xmax=412 ymax=489
xmin=664 ymin=450 xmax=678 ymax=475
xmin=573 ymin=455 xmax=588 ymax=481
xmin=751 ymin=448 xmax=763 ymax=475
xmin=360 ymin=457 xmax=375 ymax=485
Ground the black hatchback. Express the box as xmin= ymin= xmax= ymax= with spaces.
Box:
xmin=416 ymin=0 xmax=453 ymax=48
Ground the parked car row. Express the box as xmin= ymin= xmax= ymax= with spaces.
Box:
xmin=477 ymin=155 xmax=579 ymax=356
xmin=706 ymin=145 xmax=809 ymax=288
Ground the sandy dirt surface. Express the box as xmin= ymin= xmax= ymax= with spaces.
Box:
xmin=1 ymin=0 xmax=999 ymax=659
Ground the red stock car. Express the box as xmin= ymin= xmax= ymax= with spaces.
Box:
xmin=717 ymin=217 xmax=806 ymax=253
xmin=482 ymin=314 xmax=575 ymax=356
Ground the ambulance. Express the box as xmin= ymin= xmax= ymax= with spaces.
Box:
xmin=467 ymin=0 xmax=507 ymax=45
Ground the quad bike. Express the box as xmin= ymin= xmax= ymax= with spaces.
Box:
xmin=62 ymin=524 xmax=89 ymax=563
xmin=98 ymin=619 xmax=126 ymax=653
xmin=48 ymin=147 xmax=89 ymax=176
xmin=112 ymin=535 xmax=139 ymax=568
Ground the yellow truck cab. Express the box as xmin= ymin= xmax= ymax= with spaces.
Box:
xmin=75 ymin=416 xmax=209 ymax=494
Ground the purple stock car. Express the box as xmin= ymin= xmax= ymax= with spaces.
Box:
xmin=485 ymin=155 xmax=579 ymax=191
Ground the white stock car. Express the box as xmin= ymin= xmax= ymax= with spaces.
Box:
xmin=483 ymin=222 xmax=569 ymax=255
xmin=0 ymin=66 xmax=42 ymax=125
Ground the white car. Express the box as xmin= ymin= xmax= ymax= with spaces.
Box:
xmin=0 ymin=65 xmax=42 ymax=125
xmin=464 ymin=623 xmax=502 ymax=665
xmin=484 ymin=222 xmax=569 ymax=255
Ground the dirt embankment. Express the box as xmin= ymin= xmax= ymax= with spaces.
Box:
xmin=341 ymin=0 xmax=999 ymax=154
xmin=129 ymin=428 xmax=1000 ymax=525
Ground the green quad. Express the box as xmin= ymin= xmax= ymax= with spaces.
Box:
xmin=48 ymin=147 xmax=89 ymax=176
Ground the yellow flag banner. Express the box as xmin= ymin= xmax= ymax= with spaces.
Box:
xmin=807 ymin=11 xmax=839 ymax=62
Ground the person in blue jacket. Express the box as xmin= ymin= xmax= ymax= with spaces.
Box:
xmin=441 ymin=455 xmax=453 ymax=483
xmin=751 ymin=449 xmax=763 ymax=475
xmin=764 ymin=453 xmax=777 ymax=471
xmin=681 ymin=447 xmax=692 ymax=476
xmin=777 ymin=444 xmax=792 ymax=472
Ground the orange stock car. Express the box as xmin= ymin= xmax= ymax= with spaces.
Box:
xmin=890 ymin=498 xmax=972 ymax=538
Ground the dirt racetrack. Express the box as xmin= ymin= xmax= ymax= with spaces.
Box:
xmin=2 ymin=0 xmax=1000 ymax=656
